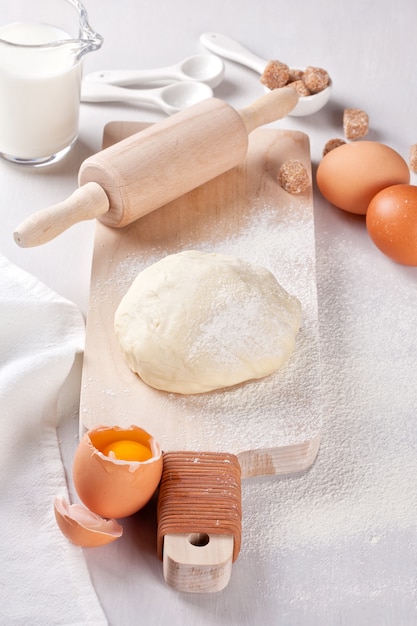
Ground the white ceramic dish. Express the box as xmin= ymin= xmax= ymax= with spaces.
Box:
xmin=200 ymin=32 xmax=332 ymax=117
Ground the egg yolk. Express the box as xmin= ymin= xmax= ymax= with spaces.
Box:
xmin=103 ymin=440 xmax=152 ymax=462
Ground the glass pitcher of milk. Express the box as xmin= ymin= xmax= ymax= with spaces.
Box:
xmin=0 ymin=0 xmax=103 ymax=166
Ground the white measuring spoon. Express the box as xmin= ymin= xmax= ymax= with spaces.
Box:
xmin=81 ymin=81 xmax=213 ymax=115
xmin=84 ymin=54 xmax=225 ymax=89
xmin=200 ymin=32 xmax=332 ymax=117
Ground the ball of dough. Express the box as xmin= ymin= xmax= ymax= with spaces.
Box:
xmin=114 ymin=250 xmax=302 ymax=394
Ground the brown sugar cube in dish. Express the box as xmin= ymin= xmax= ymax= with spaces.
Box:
xmin=278 ymin=159 xmax=310 ymax=194
xmin=323 ymin=138 xmax=346 ymax=156
xmin=260 ymin=60 xmax=290 ymax=89
xmin=409 ymin=144 xmax=417 ymax=173
xmin=288 ymin=79 xmax=310 ymax=97
xmin=288 ymin=68 xmax=304 ymax=82
xmin=302 ymin=66 xmax=330 ymax=94
xmin=343 ymin=108 xmax=369 ymax=140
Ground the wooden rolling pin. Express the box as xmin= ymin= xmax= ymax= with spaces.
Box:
xmin=14 ymin=87 xmax=298 ymax=247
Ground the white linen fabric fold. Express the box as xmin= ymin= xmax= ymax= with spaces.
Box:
xmin=0 ymin=254 xmax=107 ymax=625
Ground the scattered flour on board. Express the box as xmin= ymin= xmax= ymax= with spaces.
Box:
xmin=88 ymin=195 xmax=322 ymax=457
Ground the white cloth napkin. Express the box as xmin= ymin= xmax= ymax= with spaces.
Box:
xmin=0 ymin=254 xmax=107 ymax=625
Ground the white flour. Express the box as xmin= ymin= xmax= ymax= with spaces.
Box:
xmin=86 ymin=188 xmax=322 ymax=461
xmin=238 ymin=226 xmax=417 ymax=596
xmin=81 ymin=147 xmax=417 ymax=625
xmin=92 ymin=193 xmax=417 ymax=551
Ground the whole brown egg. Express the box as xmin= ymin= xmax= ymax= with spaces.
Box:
xmin=316 ymin=141 xmax=410 ymax=215
xmin=366 ymin=184 xmax=417 ymax=265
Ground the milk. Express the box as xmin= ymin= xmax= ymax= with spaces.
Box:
xmin=0 ymin=21 xmax=82 ymax=162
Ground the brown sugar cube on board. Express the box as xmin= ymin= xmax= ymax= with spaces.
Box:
xmin=278 ymin=159 xmax=310 ymax=194
xmin=409 ymin=144 xmax=417 ymax=173
xmin=260 ymin=60 xmax=290 ymax=89
xmin=323 ymin=138 xmax=346 ymax=156
xmin=343 ymin=108 xmax=369 ymax=140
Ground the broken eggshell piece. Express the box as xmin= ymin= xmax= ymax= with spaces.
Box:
xmin=72 ymin=425 xmax=163 ymax=519
xmin=54 ymin=496 xmax=123 ymax=547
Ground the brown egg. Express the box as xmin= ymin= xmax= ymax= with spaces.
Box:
xmin=366 ymin=184 xmax=417 ymax=265
xmin=72 ymin=425 xmax=163 ymax=519
xmin=316 ymin=141 xmax=410 ymax=214
xmin=54 ymin=496 xmax=123 ymax=547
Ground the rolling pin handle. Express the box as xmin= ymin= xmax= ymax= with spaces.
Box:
xmin=238 ymin=86 xmax=299 ymax=134
xmin=13 ymin=182 xmax=110 ymax=248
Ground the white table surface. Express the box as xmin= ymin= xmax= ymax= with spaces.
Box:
xmin=2 ymin=1 xmax=417 ymax=624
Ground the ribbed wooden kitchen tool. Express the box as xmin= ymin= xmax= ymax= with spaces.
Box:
xmin=13 ymin=87 xmax=298 ymax=247
xmin=157 ymin=450 xmax=242 ymax=593
xmin=79 ymin=120 xmax=322 ymax=593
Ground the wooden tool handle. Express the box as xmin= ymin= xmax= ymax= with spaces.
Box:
xmin=14 ymin=182 xmax=109 ymax=248
xmin=238 ymin=86 xmax=299 ymax=134
xmin=163 ymin=533 xmax=234 ymax=593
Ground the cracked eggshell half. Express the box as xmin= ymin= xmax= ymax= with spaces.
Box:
xmin=54 ymin=496 xmax=123 ymax=547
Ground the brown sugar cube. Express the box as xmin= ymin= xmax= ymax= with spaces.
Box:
xmin=409 ymin=144 xmax=417 ymax=173
xmin=288 ymin=79 xmax=310 ymax=97
xmin=343 ymin=108 xmax=369 ymax=140
xmin=260 ymin=60 xmax=290 ymax=89
xmin=288 ymin=68 xmax=304 ymax=82
xmin=278 ymin=159 xmax=310 ymax=194
xmin=302 ymin=66 xmax=330 ymax=94
xmin=323 ymin=138 xmax=346 ymax=156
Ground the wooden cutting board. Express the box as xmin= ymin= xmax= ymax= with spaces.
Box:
xmin=79 ymin=122 xmax=322 ymax=479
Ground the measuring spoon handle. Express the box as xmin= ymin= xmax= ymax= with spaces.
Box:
xmin=81 ymin=81 xmax=166 ymax=105
xmin=200 ymin=32 xmax=267 ymax=74
xmin=84 ymin=66 xmax=180 ymax=86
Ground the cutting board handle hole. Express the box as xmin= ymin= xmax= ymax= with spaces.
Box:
xmin=188 ymin=533 xmax=210 ymax=548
